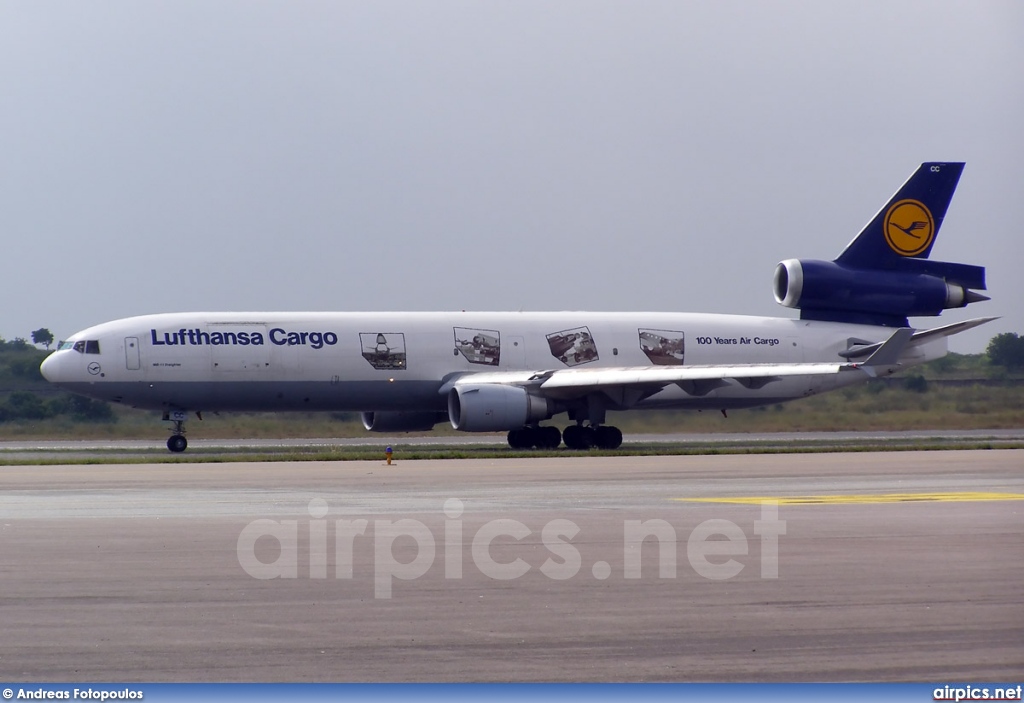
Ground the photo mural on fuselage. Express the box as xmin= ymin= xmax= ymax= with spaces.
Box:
xmin=639 ymin=329 xmax=685 ymax=366
xmin=359 ymin=333 xmax=407 ymax=370
xmin=454 ymin=328 xmax=501 ymax=366
xmin=546 ymin=327 xmax=599 ymax=366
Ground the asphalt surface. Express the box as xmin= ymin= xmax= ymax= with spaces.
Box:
xmin=1 ymin=451 xmax=1022 ymax=682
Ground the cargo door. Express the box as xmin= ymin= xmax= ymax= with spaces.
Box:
xmin=506 ymin=336 xmax=526 ymax=370
xmin=125 ymin=337 xmax=141 ymax=371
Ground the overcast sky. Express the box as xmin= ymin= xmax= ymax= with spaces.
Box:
xmin=2 ymin=1 xmax=1021 ymax=353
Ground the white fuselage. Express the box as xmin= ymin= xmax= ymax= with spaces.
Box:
xmin=40 ymin=311 xmax=944 ymax=419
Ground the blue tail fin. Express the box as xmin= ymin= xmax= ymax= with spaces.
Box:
xmin=835 ymin=162 xmax=964 ymax=269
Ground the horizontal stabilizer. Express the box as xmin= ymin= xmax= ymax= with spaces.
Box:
xmin=900 ymin=258 xmax=987 ymax=290
xmin=839 ymin=316 xmax=998 ymax=359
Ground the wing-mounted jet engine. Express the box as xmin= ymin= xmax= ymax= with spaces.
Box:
xmin=773 ymin=162 xmax=987 ymax=327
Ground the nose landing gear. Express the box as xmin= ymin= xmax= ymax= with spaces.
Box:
xmin=162 ymin=410 xmax=195 ymax=453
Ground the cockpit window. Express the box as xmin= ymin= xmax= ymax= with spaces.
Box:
xmin=68 ymin=340 xmax=101 ymax=354
xmin=59 ymin=341 xmax=75 ymax=351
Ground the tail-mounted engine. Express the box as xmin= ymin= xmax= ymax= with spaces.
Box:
xmin=774 ymin=258 xmax=988 ymax=327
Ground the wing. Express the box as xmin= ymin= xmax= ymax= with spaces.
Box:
xmin=444 ymin=361 xmax=845 ymax=405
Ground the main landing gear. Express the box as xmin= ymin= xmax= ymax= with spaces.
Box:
xmin=507 ymin=395 xmax=625 ymax=450
xmin=506 ymin=424 xmax=623 ymax=450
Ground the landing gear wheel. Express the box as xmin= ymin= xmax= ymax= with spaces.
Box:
xmin=167 ymin=435 xmax=188 ymax=453
xmin=540 ymin=426 xmax=562 ymax=449
xmin=594 ymin=426 xmax=623 ymax=450
xmin=562 ymin=425 xmax=580 ymax=449
xmin=508 ymin=428 xmax=541 ymax=449
xmin=562 ymin=425 xmax=595 ymax=450
xmin=507 ymin=429 xmax=526 ymax=449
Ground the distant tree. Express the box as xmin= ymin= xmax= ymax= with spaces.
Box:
xmin=31 ymin=328 xmax=54 ymax=350
xmin=9 ymin=337 xmax=29 ymax=351
xmin=987 ymin=333 xmax=1024 ymax=372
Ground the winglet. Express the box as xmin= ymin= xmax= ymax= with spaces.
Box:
xmin=856 ymin=328 xmax=914 ymax=376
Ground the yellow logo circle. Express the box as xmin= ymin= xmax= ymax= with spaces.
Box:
xmin=884 ymin=199 xmax=934 ymax=256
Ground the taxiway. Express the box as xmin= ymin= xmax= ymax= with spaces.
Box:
xmin=1 ymin=451 xmax=1021 ymax=681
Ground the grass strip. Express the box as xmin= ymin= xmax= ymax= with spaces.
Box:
xmin=1 ymin=439 xmax=1021 ymax=466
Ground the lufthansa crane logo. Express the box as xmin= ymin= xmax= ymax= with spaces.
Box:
xmin=884 ymin=199 xmax=934 ymax=256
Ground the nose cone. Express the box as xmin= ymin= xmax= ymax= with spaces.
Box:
xmin=40 ymin=353 xmax=62 ymax=384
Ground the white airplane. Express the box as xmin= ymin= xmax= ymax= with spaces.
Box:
xmin=41 ymin=162 xmax=993 ymax=452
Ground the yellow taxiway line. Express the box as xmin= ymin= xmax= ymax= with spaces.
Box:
xmin=675 ymin=492 xmax=1024 ymax=505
